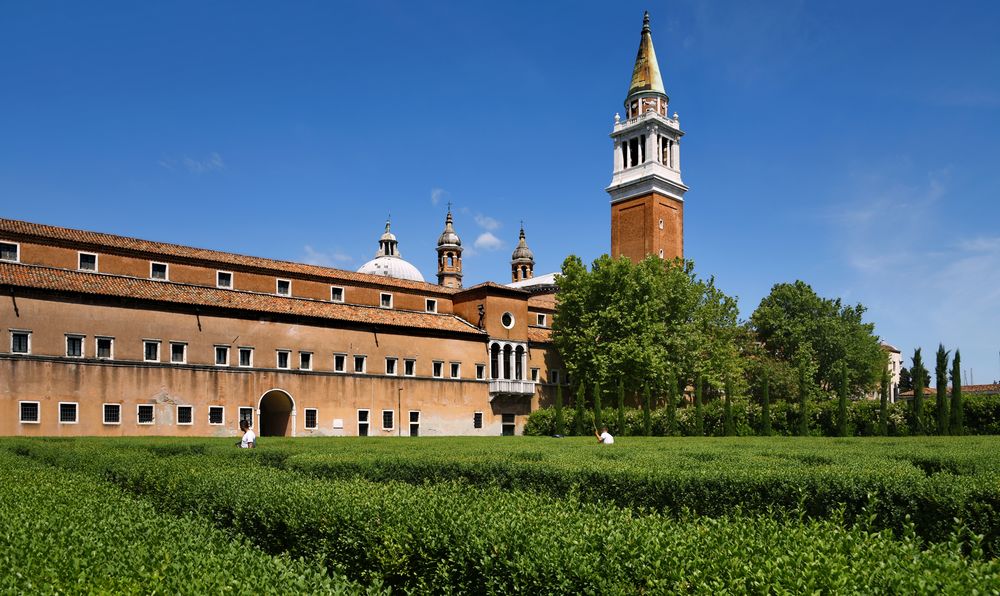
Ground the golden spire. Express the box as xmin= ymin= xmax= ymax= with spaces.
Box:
xmin=626 ymin=11 xmax=666 ymax=100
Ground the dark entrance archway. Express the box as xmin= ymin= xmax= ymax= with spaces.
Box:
xmin=258 ymin=389 xmax=294 ymax=437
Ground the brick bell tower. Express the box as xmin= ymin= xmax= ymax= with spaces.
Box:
xmin=606 ymin=11 xmax=687 ymax=263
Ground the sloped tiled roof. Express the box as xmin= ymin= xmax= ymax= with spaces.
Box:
xmin=0 ymin=262 xmax=485 ymax=337
xmin=528 ymin=326 xmax=553 ymax=344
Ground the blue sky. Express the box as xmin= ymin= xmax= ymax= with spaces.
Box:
xmin=2 ymin=1 xmax=999 ymax=383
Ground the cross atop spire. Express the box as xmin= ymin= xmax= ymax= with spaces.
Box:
xmin=626 ymin=11 xmax=666 ymax=102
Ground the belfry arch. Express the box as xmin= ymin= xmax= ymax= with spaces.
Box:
xmin=258 ymin=388 xmax=296 ymax=437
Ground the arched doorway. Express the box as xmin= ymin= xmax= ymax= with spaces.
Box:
xmin=258 ymin=389 xmax=295 ymax=437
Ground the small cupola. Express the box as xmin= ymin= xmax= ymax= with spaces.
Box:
xmin=510 ymin=225 xmax=534 ymax=283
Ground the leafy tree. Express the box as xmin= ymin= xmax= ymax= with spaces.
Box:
xmin=723 ymin=377 xmax=735 ymax=436
xmin=593 ymin=380 xmax=603 ymax=430
xmin=879 ymin=368 xmax=889 ymax=436
xmin=554 ymin=383 xmax=565 ymax=436
xmin=694 ymin=374 xmax=704 ymax=436
xmin=642 ymin=384 xmax=652 ymax=436
xmin=950 ymin=350 xmax=963 ymax=435
xmin=912 ymin=348 xmax=925 ymax=435
xmin=666 ymin=374 xmax=678 ymax=435
xmin=616 ymin=379 xmax=626 ymax=437
xmin=574 ymin=383 xmax=586 ymax=436
xmin=899 ymin=366 xmax=913 ymax=392
xmin=749 ymin=281 xmax=885 ymax=395
xmin=936 ymin=344 xmax=950 ymax=435
xmin=796 ymin=346 xmax=815 ymax=436
xmin=837 ymin=364 xmax=849 ymax=437
xmin=761 ymin=374 xmax=771 ymax=435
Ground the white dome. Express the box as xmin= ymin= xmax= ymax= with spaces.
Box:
xmin=357 ymin=256 xmax=425 ymax=282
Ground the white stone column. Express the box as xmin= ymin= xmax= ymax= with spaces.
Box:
xmin=613 ymin=138 xmax=623 ymax=173
xmin=674 ymin=139 xmax=680 ymax=171
xmin=645 ymin=128 xmax=656 ymax=164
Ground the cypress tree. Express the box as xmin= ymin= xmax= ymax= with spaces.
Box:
xmin=593 ymin=380 xmax=603 ymax=430
xmin=950 ymin=349 xmax=963 ymax=435
xmin=837 ymin=364 xmax=849 ymax=437
xmin=798 ymin=361 xmax=810 ymax=436
xmin=761 ymin=374 xmax=771 ymax=436
xmin=694 ymin=374 xmax=704 ymax=436
xmin=667 ymin=374 xmax=678 ymax=435
xmin=935 ymin=344 xmax=950 ymax=435
xmin=574 ymin=383 xmax=586 ymax=436
xmin=617 ymin=378 xmax=626 ymax=437
xmin=554 ymin=382 xmax=565 ymax=436
xmin=879 ymin=368 xmax=889 ymax=436
xmin=642 ymin=384 xmax=652 ymax=436
xmin=723 ymin=377 xmax=735 ymax=436
xmin=912 ymin=348 xmax=925 ymax=435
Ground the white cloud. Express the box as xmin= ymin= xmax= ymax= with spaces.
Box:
xmin=431 ymin=187 xmax=447 ymax=205
xmin=302 ymin=245 xmax=352 ymax=268
xmin=474 ymin=214 xmax=501 ymax=231
xmin=159 ymin=152 xmax=226 ymax=173
xmin=473 ymin=232 xmax=503 ymax=251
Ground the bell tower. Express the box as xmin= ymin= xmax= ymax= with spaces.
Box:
xmin=606 ymin=11 xmax=687 ymax=263
xmin=436 ymin=206 xmax=463 ymax=288
xmin=510 ymin=225 xmax=534 ymax=282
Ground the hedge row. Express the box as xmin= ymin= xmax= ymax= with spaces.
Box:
xmin=0 ymin=450 xmax=366 ymax=595
xmin=8 ymin=440 xmax=999 ymax=594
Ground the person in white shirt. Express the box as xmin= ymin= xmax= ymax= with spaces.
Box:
xmin=595 ymin=425 xmax=614 ymax=445
xmin=238 ymin=419 xmax=256 ymax=449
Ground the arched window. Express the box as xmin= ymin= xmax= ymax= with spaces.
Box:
xmin=515 ymin=346 xmax=524 ymax=380
xmin=490 ymin=343 xmax=500 ymax=379
xmin=447 ymin=254 xmax=454 ymax=267
xmin=503 ymin=344 xmax=512 ymax=380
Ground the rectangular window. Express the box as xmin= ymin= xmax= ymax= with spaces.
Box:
xmin=217 ymin=271 xmax=233 ymax=288
xmin=548 ymin=369 xmax=561 ymax=385
xmin=19 ymin=401 xmax=40 ymax=424
xmin=239 ymin=347 xmax=253 ymax=367
xmin=78 ymin=252 xmax=98 ymax=271
xmin=137 ymin=404 xmax=155 ymax=425
xmin=276 ymin=279 xmax=291 ymax=296
xmin=144 ymin=340 xmax=160 ymax=362
xmin=96 ymin=337 xmax=113 ymax=359
xmin=476 ymin=364 xmax=485 ymax=380
xmin=59 ymin=402 xmax=78 ymax=424
xmin=404 ymin=359 xmax=416 ymax=377
xmin=177 ymin=405 xmax=193 ymax=425
xmin=330 ymin=286 xmax=344 ymax=302
xmin=0 ymin=241 xmax=19 ymax=262
xmin=425 ymin=298 xmax=437 ymax=313
xmin=170 ymin=342 xmax=187 ymax=364
xmin=299 ymin=352 xmax=312 ymax=371
xmin=357 ymin=409 xmax=370 ymax=436
xmin=276 ymin=350 xmax=290 ymax=369
xmin=502 ymin=413 xmax=516 ymax=436
xmin=304 ymin=408 xmax=318 ymax=429
xmin=66 ymin=335 xmax=84 ymax=358
xmin=432 ymin=361 xmax=443 ymax=378
xmin=450 ymin=362 xmax=461 ymax=379
xmin=208 ymin=406 xmax=225 ymax=425
xmin=103 ymin=403 xmax=121 ymax=425
xmin=536 ymin=313 xmax=547 ymax=326
xmin=354 ymin=355 xmax=366 ymax=373
xmin=150 ymin=262 xmax=168 ymax=280
xmin=215 ymin=346 xmax=230 ymax=366
xmin=385 ymin=357 xmax=397 ymax=376
xmin=531 ymin=368 xmax=540 ymax=382
xmin=239 ymin=407 xmax=253 ymax=428
xmin=11 ymin=331 xmax=30 ymax=354
xmin=409 ymin=410 xmax=420 ymax=437
xmin=333 ymin=353 xmax=346 ymax=373
xmin=473 ymin=411 xmax=483 ymax=429
xmin=381 ymin=409 xmax=394 ymax=431
xmin=380 ymin=293 xmax=393 ymax=308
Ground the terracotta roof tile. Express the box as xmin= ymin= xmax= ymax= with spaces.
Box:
xmin=528 ymin=326 xmax=553 ymax=344
xmin=527 ymin=293 xmax=556 ymax=311
xmin=0 ymin=262 xmax=485 ymax=337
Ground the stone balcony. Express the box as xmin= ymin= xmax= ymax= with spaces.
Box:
xmin=488 ymin=379 xmax=536 ymax=399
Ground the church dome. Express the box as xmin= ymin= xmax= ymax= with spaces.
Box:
xmin=356 ymin=220 xmax=425 ymax=282
xmin=437 ymin=209 xmax=461 ymax=248
xmin=510 ymin=225 xmax=534 ymax=263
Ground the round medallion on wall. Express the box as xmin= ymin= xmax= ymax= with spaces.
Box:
xmin=501 ymin=312 xmax=515 ymax=329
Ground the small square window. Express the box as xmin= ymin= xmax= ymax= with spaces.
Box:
xmin=380 ymin=293 xmax=393 ymax=308
xmin=425 ymin=299 xmax=437 ymax=313
xmin=103 ymin=403 xmax=121 ymax=425
xmin=177 ymin=405 xmax=193 ymax=425
xmin=473 ymin=411 xmax=483 ymax=429
xmin=385 ymin=357 xmax=397 ymax=376
xmin=276 ymin=350 xmax=290 ymax=369
xmin=209 ymin=406 xmax=225 ymax=425
xmin=96 ymin=337 xmax=113 ymax=359
xmin=331 ymin=286 xmax=344 ymax=302
xmin=239 ymin=407 xmax=254 ymax=428
xmin=144 ymin=341 xmax=160 ymax=362
xmin=217 ymin=271 xmax=233 ymax=288
xmin=59 ymin=402 xmax=78 ymax=424
xmin=19 ymin=401 xmax=40 ymax=423
xmin=215 ymin=346 xmax=229 ymax=366
xmin=239 ymin=348 xmax=253 ymax=367
xmin=79 ymin=252 xmax=98 ymax=271
xmin=476 ymin=364 xmax=486 ymax=380
xmin=432 ymin=361 xmax=443 ymax=378
xmin=333 ymin=353 xmax=346 ymax=373
xmin=0 ymin=241 xmax=19 ymax=262
xmin=299 ymin=352 xmax=312 ymax=370
xmin=537 ymin=313 xmax=547 ymax=327
xmin=151 ymin=262 xmax=168 ymax=280
xmin=11 ymin=331 xmax=30 ymax=354
xmin=502 ymin=413 xmax=516 ymax=436
xmin=531 ymin=368 xmax=540 ymax=382
xmin=66 ymin=335 xmax=84 ymax=358
xmin=276 ymin=279 xmax=291 ymax=296
xmin=382 ymin=409 xmax=394 ymax=430
xmin=137 ymin=404 xmax=155 ymax=425
xmin=170 ymin=342 xmax=187 ymax=364
xmin=304 ymin=408 xmax=318 ymax=429
xmin=354 ymin=355 xmax=366 ymax=373
xmin=548 ymin=370 xmax=560 ymax=384
xmin=358 ymin=409 xmax=370 ymax=436
xmin=404 ymin=359 xmax=416 ymax=376
xmin=450 ymin=362 xmax=461 ymax=379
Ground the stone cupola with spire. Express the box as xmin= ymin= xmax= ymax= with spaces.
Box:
xmin=436 ymin=206 xmax=463 ymax=288
xmin=510 ymin=224 xmax=534 ymax=283
xmin=606 ymin=11 xmax=688 ymax=264
xmin=356 ymin=219 xmax=426 ymax=281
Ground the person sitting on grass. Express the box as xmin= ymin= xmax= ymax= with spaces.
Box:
xmin=595 ymin=425 xmax=614 ymax=445
xmin=238 ymin=419 xmax=256 ymax=449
